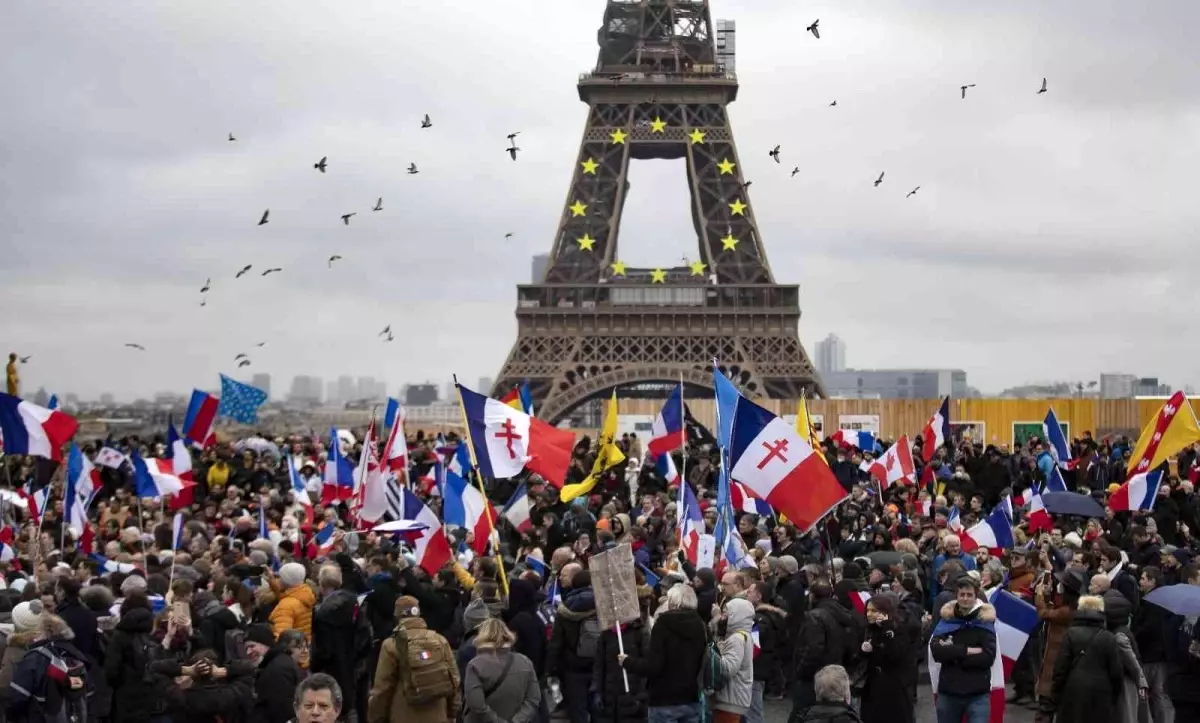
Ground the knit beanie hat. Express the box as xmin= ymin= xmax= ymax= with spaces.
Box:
xmin=462 ymin=597 xmax=492 ymax=632
xmin=278 ymin=562 xmax=307 ymax=588
xmin=120 ymin=574 xmax=147 ymax=596
xmin=12 ymin=600 xmax=44 ymax=633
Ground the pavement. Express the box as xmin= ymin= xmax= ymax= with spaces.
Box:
xmin=762 ymin=684 xmax=1038 ymax=723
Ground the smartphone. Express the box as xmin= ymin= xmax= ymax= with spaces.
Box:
xmin=171 ymin=601 xmax=191 ymax=623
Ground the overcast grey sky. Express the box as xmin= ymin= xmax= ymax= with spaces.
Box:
xmin=2 ymin=0 xmax=1197 ymax=400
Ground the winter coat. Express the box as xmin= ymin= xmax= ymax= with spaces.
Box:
xmin=620 ymin=608 xmax=707 ymax=708
xmin=366 ymin=616 xmax=459 ymax=723
xmin=1051 ymin=609 xmax=1123 ymax=723
xmin=462 ymin=648 xmax=541 ymax=723
xmin=1132 ymin=599 xmax=1173 ymax=665
xmin=268 ymin=581 xmax=316 ymax=641
xmin=796 ymin=599 xmax=853 ymax=681
xmin=503 ymin=579 xmax=548 ymax=678
xmin=592 ymin=622 xmax=649 ymax=723
xmin=365 ymin=572 xmax=402 ymax=643
xmin=310 ymin=588 xmax=363 ymax=714
xmin=55 ymin=600 xmax=99 ymax=662
xmin=164 ymin=663 xmax=256 ymax=723
xmin=1103 ymin=590 xmax=1148 ymax=723
xmin=929 ymin=601 xmax=998 ymax=698
xmin=714 ymin=598 xmax=755 ymax=715
xmin=860 ymin=619 xmax=914 ymax=723
xmin=1034 ymin=590 xmax=1075 ymax=697
xmin=796 ymin=702 xmax=863 ymax=723
xmin=6 ymin=633 xmax=91 ymax=723
xmin=0 ymin=630 xmax=34 ymax=704
xmin=752 ymin=604 xmax=787 ymax=683
xmin=254 ymin=643 xmax=304 ymax=723
xmin=195 ymin=597 xmax=243 ymax=663
xmin=546 ymin=587 xmax=598 ymax=677
xmin=104 ymin=606 xmax=169 ymax=722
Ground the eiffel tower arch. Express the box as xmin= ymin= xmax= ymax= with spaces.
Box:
xmin=493 ymin=1 xmax=824 ymax=425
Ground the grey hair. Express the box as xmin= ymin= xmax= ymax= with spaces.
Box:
xmin=814 ymin=664 xmax=851 ymax=704
xmin=665 ymin=582 xmax=698 ymax=610
xmin=317 ymin=564 xmax=342 ymax=589
xmin=294 ymin=673 xmax=343 ymax=712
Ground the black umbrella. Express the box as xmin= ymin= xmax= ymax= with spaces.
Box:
xmin=866 ymin=550 xmax=905 ymax=568
xmin=1041 ymin=491 xmax=1105 ymax=518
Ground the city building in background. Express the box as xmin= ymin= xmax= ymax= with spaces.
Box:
xmin=814 ymin=334 xmax=847 ymax=375
xmin=822 ymin=369 xmax=969 ymax=399
xmin=403 ymin=383 xmax=439 ymax=407
xmin=336 ymin=376 xmax=355 ymax=405
xmin=1099 ymin=373 xmax=1172 ymax=398
xmin=289 ymin=375 xmax=324 ymax=404
xmin=251 ymin=374 xmax=271 ymax=398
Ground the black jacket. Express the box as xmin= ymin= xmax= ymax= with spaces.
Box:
xmin=798 ymin=702 xmax=862 ymax=723
xmin=546 ymin=587 xmax=598 ymax=676
xmin=796 ymin=599 xmax=853 ymax=681
xmin=503 ymin=579 xmax=548 ymax=678
xmin=311 ymin=588 xmax=363 ymax=714
xmin=1051 ymin=609 xmax=1122 ymax=723
xmin=621 ymin=608 xmax=707 ymax=707
xmin=928 ymin=601 xmax=998 ymax=698
xmin=593 ymin=622 xmax=650 ymax=723
xmin=753 ymin=604 xmax=787 ymax=682
xmin=165 ymin=663 xmax=257 ymax=723
xmin=55 ymin=599 xmax=99 ymax=662
xmin=254 ymin=643 xmax=303 ymax=723
xmin=1133 ymin=598 xmax=1175 ymax=664
xmin=104 ymin=606 xmax=169 ymax=722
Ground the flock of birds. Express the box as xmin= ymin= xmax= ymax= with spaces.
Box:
xmin=759 ymin=19 xmax=1052 ymax=201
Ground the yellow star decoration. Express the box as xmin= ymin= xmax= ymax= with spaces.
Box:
xmin=650 ymin=268 xmax=667 ymax=283
xmin=569 ymin=200 xmax=587 ymax=217
xmin=688 ymin=128 xmax=706 ymax=144
xmin=610 ymin=260 xmax=627 ymax=276
xmin=576 ymin=234 xmax=596 ymax=251
xmin=580 ymin=157 xmax=599 ymax=174
xmin=610 ymin=128 xmax=628 ymax=144
xmin=721 ymin=233 xmax=739 ymax=251
xmin=650 ymin=117 xmax=667 ymax=133
xmin=729 ymin=198 xmax=747 ymax=215
xmin=716 ymin=158 xmax=736 ymax=174
xmin=690 ymin=260 xmax=707 ymax=276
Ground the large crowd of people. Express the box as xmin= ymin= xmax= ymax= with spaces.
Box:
xmin=1 ymin=421 xmax=1199 ymax=723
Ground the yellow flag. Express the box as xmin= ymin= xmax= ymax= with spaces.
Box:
xmin=560 ymin=391 xmax=626 ymax=502
xmin=1126 ymin=391 xmax=1200 ymax=480
xmin=797 ymin=397 xmax=827 ymax=464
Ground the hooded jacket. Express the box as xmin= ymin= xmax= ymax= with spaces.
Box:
xmin=546 ymin=586 xmax=598 ymax=676
xmin=929 ymin=600 xmax=998 ymax=698
xmin=268 ymin=579 xmax=316 ymax=641
xmin=621 ymin=607 xmax=707 ymax=707
xmin=715 ymin=598 xmax=756 ymax=714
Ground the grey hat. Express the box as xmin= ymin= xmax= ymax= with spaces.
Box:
xmin=778 ymin=555 xmax=799 ymax=575
xmin=462 ymin=597 xmax=492 ymax=633
xmin=278 ymin=562 xmax=307 ymax=588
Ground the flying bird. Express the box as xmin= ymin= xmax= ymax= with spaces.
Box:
xmin=258 ymin=209 xmax=269 ymax=226
xmin=874 ymin=172 xmax=885 ymax=187
xmin=237 ymin=359 xmax=251 ymax=368
xmin=421 ymin=114 xmax=432 ymax=129
xmin=236 ymin=265 xmax=252 ymax=278
xmin=328 ymin=255 xmax=342 ymax=268
xmin=829 ymin=100 xmax=837 ymax=107
xmin=228 ymin=133 xmax=236 ymax=142
xmin=314 ymin=156 xmax=328 ymax=173
xmin=807 ymin=19 xmax=820 ymax=38
xmin=960 ymin=84 xmax=976 ymax=99
xmin=741 ymin=180 xmax=753 ymax=190
xmin=506 ymin=146 xmax=520 ymax=161
xmin=379 ymin=325 xmax=391 ymax=337
xmin=372 ymin=198 xmax=383 ymax=212
xmin=507 ymin=132 xmax=520 ymax=142
xmin=790 ymin=167 xmax=800 ymax=178
xmin=407 ymin=163 xmax=419 ymax=175
xmin=200 ymin=298 xmax=207 ymax=307
xmin=768 ymin=145 xmax=781 ymax=163
xmin=504 ymin=232 xmax=514 ymax=240
xmin=261 ymin=268 xmax=282 ymax=276
xmin=341 ymin=213 xmax=356 ymax=226
xmin=255 ymin=342 xmax=266 ymax=347
xmin=18 ymin=356 xmax=31 ymax=364
xmin=124 ymin=343 xmax=145 ymax=351
xmin=1037 ymin=77 xmax=1048 ymax=94
xmin=234 ymin=353 xmax=248 ymax=361
xmin=384 ymin=331 xmax=394 ymax=342
xmin=906 ymin=186 xmax=920 ymax=198
xmin=200 ymin=278 xmax=210 ymax=293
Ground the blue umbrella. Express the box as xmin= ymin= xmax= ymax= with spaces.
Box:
xmin=1144 ymin=584 xmax=1200 ymax=616
xmin=1040 ymin=491 xmax=1105 ymax=518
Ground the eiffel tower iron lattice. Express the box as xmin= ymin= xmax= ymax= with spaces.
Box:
xmin=493 ymin=1 xmax=824 ymax=423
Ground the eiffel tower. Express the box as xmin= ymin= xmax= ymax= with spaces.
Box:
xmin=493 ymin=1 xmax=824 ymax=423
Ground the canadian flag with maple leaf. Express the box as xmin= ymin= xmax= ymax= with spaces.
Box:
xmin=867 ymin=434 xmax=916 ymax=489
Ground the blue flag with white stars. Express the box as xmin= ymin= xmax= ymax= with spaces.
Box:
xmin=217 ymin=374 xmax=268 ymax=424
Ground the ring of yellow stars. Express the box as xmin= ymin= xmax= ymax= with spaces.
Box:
xmin=729 ymin=198 xmax=747 ymax=215
xmin=610 ymin=128 xmax=628 ymax=144
xmin=716 ymin=158 xmax=735 ymax=174
xmin=576 ymin=234 xmax=596 ymax=251
xmin=688 ymin=128 xmax=706 ymax=144
xmin=721 ymin=233 xmax=739 ymax=251
xmin=569 ymin=200 xmax=587 ymax=217
xmin=650 ymin=117 xmax=667 ymax=133
xmin=610 ymin=260 xmax=627 ymax=276
xmin=690 ymin=260 xmax=707 ymax=276
xmin=650 ymin=268 xmax=667 ymax=283
xmin=580 ymin=157 xmax=599 ymax=174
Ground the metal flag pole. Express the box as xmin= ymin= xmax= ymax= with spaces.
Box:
xmin=452 ymin=375 xmax=510 ymax=598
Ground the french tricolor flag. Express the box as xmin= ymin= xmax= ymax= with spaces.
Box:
xmin=382 ymin=401 xmax=409 ymax=473
xmin=321 ymin=428 xmax=355 ymax=504
xmin=1045 ymin=466 xmax=1069 ymax=493
xmin=312 ymin=522 xmax=337 ymax=557
xmin=443 ymin=445 xmax=498 ymax=555
xmin=961 ymin=505 xmax=1015 ymax=554
xmin=656 ymin=452 xmax=680 ymax=487
xmin=947 ymin=506 xmax=963 ymax=533
xmin=502 ymin=483 xmax=533 ymax=533
xmin=988 ymin=588 xmax=1039 ymax=679
xmin=730 ymin=479 xmax=772 ymax=517
xmin=131 ymin=451 xmax=184 ymax=498
xmin=849 ymin=589 xmax=872 ymax=615
xmin=729 ymin=399 xmax=848 ymax=534
xmin=928 ymin=604 xmax=1006 ymax=723
xmin=1108 ymin=469 xmax=1163 ymax=513
xmin=89 ymin=553 xmax=137 ymax=574
xmin=172 ymin=512 xmax=185 ymax=551
xmin=182 ymin=389 xmax=219 ymax=448
xmin=679 ymin=481 xmax=705 ymax=566
xmin=921 ymin=397 xmax=951 ymax=463
xmin=829 ymin=429 xmax=875 ymax=452
xmin=66 ymin=444 xmax=100 ymax=536
xmin=1026 ymin=491 xmax=1053 ymax=534
xmin=648 ymin=384 xmax=686 ymax=457
xmin=750 ymin=624 xmax=761 ymax=659
xmin=401 ymin=487 xmax=453 ymax=575
xmin=166 ymin=422 xmax=196 ymax=511
xmin=0 ymin=393 xmax=79 ymax=462
xmin=287 ymin=454 xmax=315 ymax=524
xmin=1043 ymin=408 xmax=1075 ymax=469
xmin=20 ymin=482 xmax=50 ymax=526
